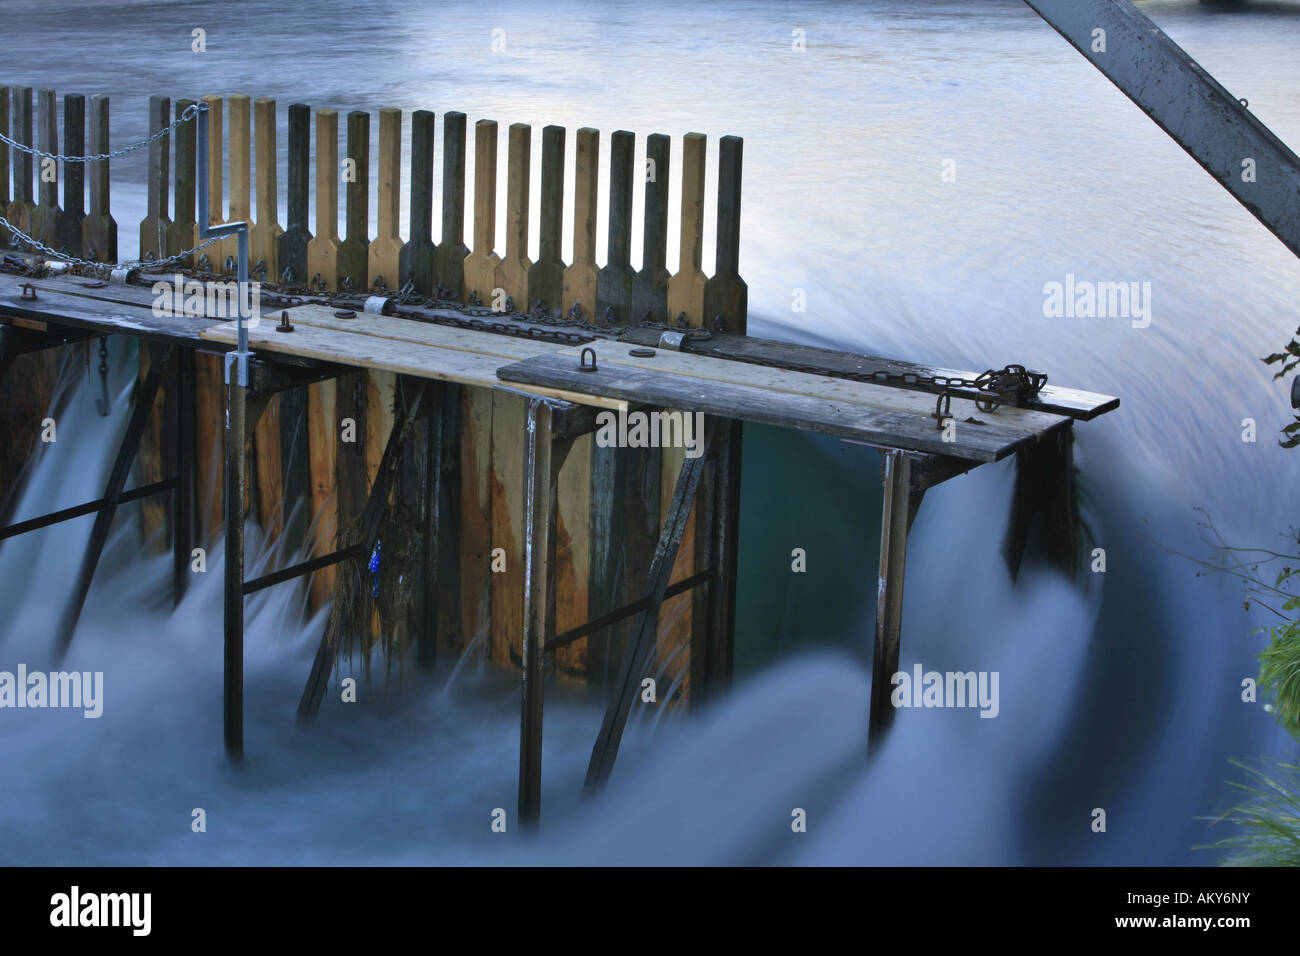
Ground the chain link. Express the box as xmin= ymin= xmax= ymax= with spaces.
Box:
xmin=0 ymin=102 xmax=205 ymax=164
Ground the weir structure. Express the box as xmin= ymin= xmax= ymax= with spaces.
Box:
xmin=0 ymin=83 xmax=1120 ymax=824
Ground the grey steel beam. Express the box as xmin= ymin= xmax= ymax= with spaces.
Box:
xmin=1025 ymin=0 xmax=1300 ymax=260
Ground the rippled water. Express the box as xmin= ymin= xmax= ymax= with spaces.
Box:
xmin=3 ymin=0 xmax=1300 ymax=864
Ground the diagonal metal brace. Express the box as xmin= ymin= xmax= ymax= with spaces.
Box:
xmin=583 ymin=419 xmax=719 ymax=792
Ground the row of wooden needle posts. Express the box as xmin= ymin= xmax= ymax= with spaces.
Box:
xmin=0 ymin=87 xmax=748 ymax=823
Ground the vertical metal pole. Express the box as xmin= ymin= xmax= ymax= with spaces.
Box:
xmin=868 ymin=449 xmax=912 ymax=747
xmin=519 ymin=398 xmax=560 ymax=826
xmin=223 ymin=370 xmax=246 ymax=760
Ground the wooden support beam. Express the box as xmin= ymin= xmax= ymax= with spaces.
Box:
xmin=703 ymin=135 xmax=746 ymax=333
xmin=279 ymin=103 xmax=312 ymax=285
xmin=166 ymin=98 xmax=196 ymax=268
xmin=496 ymin=122 xmax=531 ymax=308
xmin=136 ymin=340 xmax=169 ymax=552
xmin=31 ymin=88 xmax=61 ymax=248
xmin=1003 ymin=426 xmax=1080 ymax=581
xmin=701 ymin=416 xmax=741 ymax=699
xmin=228 ymin=94 xmax=252 ymax=274
xmin=433 ymin=111 xmax=467 ymax=298
xmin=463 ymin=119 xmax=498 ymax=304
xmin=368 ymin=107 xmax=401 ymax=291
xmin=297 ymin=380 xmax=429 ymax=722
xmin=528 ymin=124 xmax=565 ymax=315
xmin=172 ymin=346 xmax=195 ymax=606
xmin=667 ymin=132 xmax=706 ymax=327
xmin=306 ymin=376 xmax=338 ymax=610
xmin=337 ymin=110 xmax=369 ymax=290
xmin=518 ymin=398 xmax=572 ymax=824
xmin=54 ymin=343 xmax=174 ymax=660
xmin=633 ymin=133 xmax=671 ymax=323
xmin=868 ymin=449 xmax=913 ymax=748
xmin=561 ymin=127 xmax=598 ymax=321
xmin=401 ymin=109 xmax=436 ymax=294
xmin=584 ymin=419 xmax=714 ymax=791
xmin=251 ymin=97 xmax=283 ymax=280
xmin=596 ymin=130 xmax=634 ymax=325
xmin=138 ymin=95 xmax=170 ymax=262
xmin=306 ymin=108 xmax=339 ymax=292
xmin=490 ymin=389 xmax=526 ymax=666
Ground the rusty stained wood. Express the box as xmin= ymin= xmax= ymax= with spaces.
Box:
xmin=368 ymin=107 xmax=402 ymax=292
xmin=251 ymin=97 xmax=283 ymax=281
xmin=400 ymin=109 xmax=436 ymax=294
xmin=528 ymin=124 xmax=565 ymax=316
xmin=278 ymin=103 xmax=312 ymax=285
xmin=137 ymin=95 xmax=170 ymax=262
xmin=306 ymin=377 xmax=339 ymax=611
xmin=462 ymin=119 xmax=499 ymax=304
xmin=489 ymin=389 xmax=526 ymax=665
xmin=433 ymin=111 xmax=467 ymax=298
xmin=595 ymin=130 xmax=635 ymax=326
xmin=200 ymin=95 xmax=233 ymax=270
xmin=306 ymin=109 xmax=340 ymax=292
xmin=666 ymin=132 xmax=706 ymax=327
xmin=31 ymin=88 xmax=61 ymax=249
xmin=337 ymin=110 xmax=370 ymax=291
xmin=459 ymin=383 xmax=494 ymax=664
xmin=702 ymin=135 xmax=746 ymax=334
xmin=194 ymin=349 xmax=225 ymax=544
xmin=495 ymin=122 xmax=531 ymax=309
xmin=166 ymin=98 xmax=197 ymax=267
xmin=135 ymin=340 xmax=170 ymax=552
xmin=561 ymin=127 xmax=598 ymax=322
xmin=553 ymin=430 xmax=591 ymax=680
xmin=228 ymin=94 xmax=252 ymax=274
xmin=6 ymin=87 xmax=33 ymax=250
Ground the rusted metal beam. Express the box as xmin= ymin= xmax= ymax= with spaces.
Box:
xmin=1025 ymin=0 xmax=1300 ymax=260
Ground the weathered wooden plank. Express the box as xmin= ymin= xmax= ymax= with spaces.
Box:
xmin=527 ymin=125 xmax=565 ymax=315
xmin=495 ymin=122 xmax=531 ymax=309
xmin=400 ymin=109 xmax=436 ymax=294
xmin=194 ymin=350 xmax=225 ymax=543
xmin=632 ymin=133 xmax=671 ymax=324
xmin=498 ymin=351 xmax=1064 ymax=462
xmin=253 ymin=392 xmax=284 ymax=543
xmin=617 ymin=329 xmax=1119 ymax=420
xmin=166 ymin=98 xmax=196 ymax=267
xmin=368 ymin=107 xmax=402 ymax=291
xmin=655 ymin=432 xmax=694 ymax=703
xmin=31 ymin=88 xmax=61 ymax=249
xmin=278 ymin=372 xmax=311 ymax=568
xmin=553 ymin=429 xmax=591 ymax=681
xmin=666 ymin=132 xmax=706 ymax=326
xmin=595 ymin=130 xmax=634 ymax=326
xmin=337 ymin=110 xmax=370 ymax=291
xmin=490 ymin=389 xmax=526 ymax=665
xmin=306 ymin=378 xmax=338 ymax=610
xmin=227 ymin=94 xmax=253 ymax=275
xmin=550 ymin=340 xmax=1068 ymax=438
xmin=702 ymin=135 xmax=745 ymax=333
xmin=459 ymin=384 xmax=494 ymax=663
xmin=7 ymin=87 xmax=34 ymax=251
xmin=251 ymin=97 xmax=283 ymax=281
xmin=278 ymin=103 xmax=312 ymax=285
xmin=433 ymin=111 xmax=467 ymax=298
xmin=463 ymin=119 xmax=499 ymax=304
xmin=426 ymin=380 xmax=463 ymax=664
xmin=561 ymin=127 xmax=598 ymax=322
xmin=82 ymin=94 xmax=115 ymax=264
xmin=868 ymin=449 xmax=911 ymax=746
xmin=136 ymin=340 xmax=169 ymax=552
xmin=305 ymin=109 xmax=339 ymax=292
xmin=137 ymin=95 xmax=170 ymax=262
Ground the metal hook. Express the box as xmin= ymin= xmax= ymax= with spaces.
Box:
xmin=579 ymin=347 xmax=598 ymax=372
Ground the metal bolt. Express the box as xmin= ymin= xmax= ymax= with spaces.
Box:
xmin=629 ymin=347 xmax=655 ymax=358
xmin=276 ymin=310 xmax=295 ymax=333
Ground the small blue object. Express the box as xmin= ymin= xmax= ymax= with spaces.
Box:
xmin=368 ymin=541 xmax=381 ymax=599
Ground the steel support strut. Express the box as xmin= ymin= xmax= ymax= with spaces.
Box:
xmin=518 ymin=398 xmax=573 ymax=825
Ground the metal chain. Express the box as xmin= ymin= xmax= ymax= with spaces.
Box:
xmin=94 ymin=336 xmax=110 ymax=416
xmin=0 ymin=102 xmax=205 ymax=164
xmin=0 ymin=214 xmax=222 ymax=273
